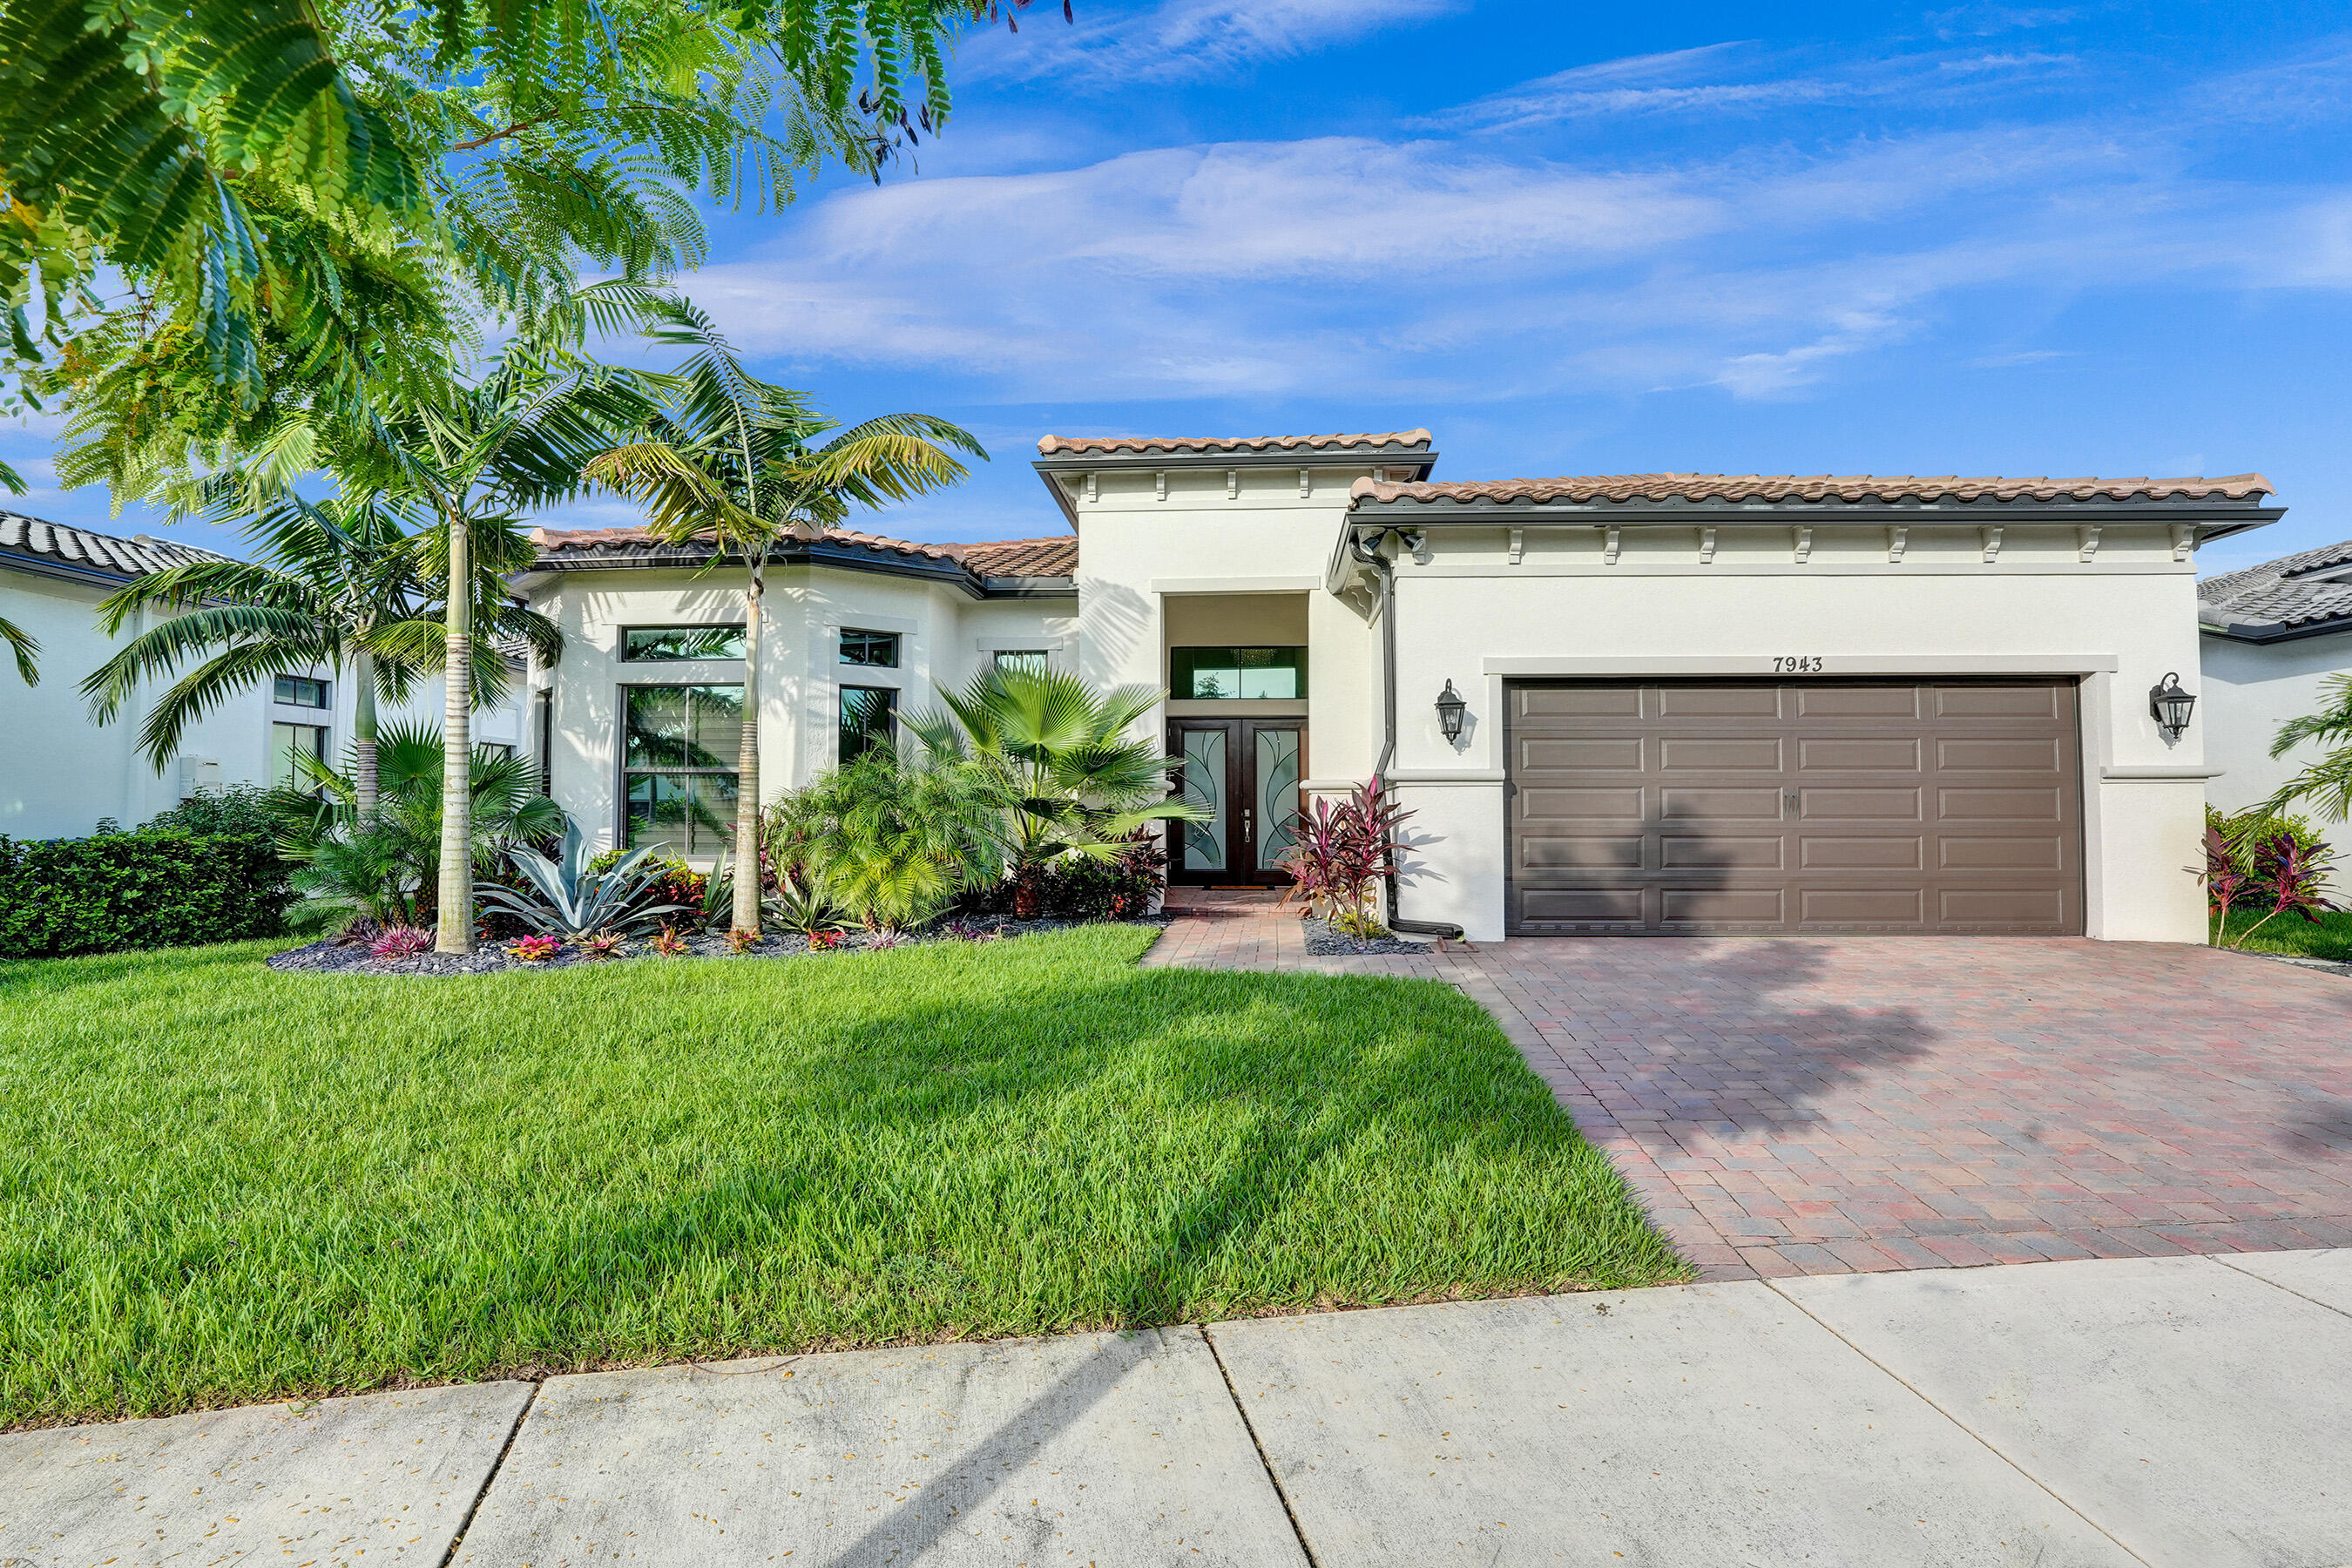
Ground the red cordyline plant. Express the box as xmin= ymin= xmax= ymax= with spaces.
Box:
xmin=2199 ymin=827 xmax=2252 ymax=944
xmin=2228 ymin=832 xmax=2339 ymax=950
xmin=1277 ymin=778 xmax=1413 ymax=939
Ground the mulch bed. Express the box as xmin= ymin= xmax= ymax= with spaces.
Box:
xmin=267 ymin=915 xmax=1167 ymax=977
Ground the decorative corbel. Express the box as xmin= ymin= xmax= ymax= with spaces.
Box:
xmin=1299 ymin=468 xmax=1312 ymax=498
xmin=2172 ymin=524 xmax=2196 ymax=562
xmin=1792 ymin=525 xmax=1813 ymax=564
xmin=1226 ymin=469 xmax=1239 ymax=500
xmin=2077 ymin=524 xmax=2101 ymax=563
xmin=1887 ymin=525 xmax=1908 ymax=564
xmin=1155 ymin=470 xmax=1168 ymax=502
xmin=1084 ymin=472 xmax=1099 ymax=504
xmin=1699 ymin=525 xmax=1716 ymax=564
xmin=1507 ymin=526 xmax=1524 ymax=565
xmin=1603 ymin=524 xmax=1622 ymax=565
xmin=1981 ymin=525 xmax=2003 ymax=564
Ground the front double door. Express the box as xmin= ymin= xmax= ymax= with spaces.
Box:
xmin=1167 ymin=720 xmax=1305 ymax=886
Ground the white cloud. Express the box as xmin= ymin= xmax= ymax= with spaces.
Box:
xmin=967 ymin=0 xmax=1463 ymax=86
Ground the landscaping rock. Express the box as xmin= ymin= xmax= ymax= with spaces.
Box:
xmin=1301 ymin=916 xmax=1431 ymax=956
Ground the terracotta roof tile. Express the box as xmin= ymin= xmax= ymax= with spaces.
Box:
xmin=0 ymin=510 xmax=233 ymax=578
xmin=529 ymin=526 xmax=1076 ymax=581
xmin=1348 ymin=472 xmax=2276 ymax=506
xmin=1037 ymin=430 xmax=1432 ymax=457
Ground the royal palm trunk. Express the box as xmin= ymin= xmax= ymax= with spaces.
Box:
xmin=435 ymin=517 xmax=475 ymax=953
xmin=351 ymin=647 xmax=380 ymax=821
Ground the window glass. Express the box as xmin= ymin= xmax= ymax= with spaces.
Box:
xmin=840 ymin=686 xmax=898 ymax=762
xmin=270 ymin=722 xmax=329 ymax=787
xmin=992 ymin=650 xmax=1050 ymax=675
xmin=622 ymin=625 xmax=746 ymax=661
xmin=273 ymin=675 xmax=330 ymax=708
xmin=1169 ymin=646 xmax=1305 ymax=700
xmin=840 ymin=629 xmax=901 ymax=667
xmin=622 ymin=686 xmax=742 ymax=855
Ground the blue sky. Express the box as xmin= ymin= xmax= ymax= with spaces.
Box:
xmin=10 ymin=0 xmax=2352 ymax=575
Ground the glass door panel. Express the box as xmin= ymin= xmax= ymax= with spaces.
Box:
xmin=1179 ymin=726 xmax=1227 ymax=872
xmin=1254 ymin=727 xmax=1301 ymax=870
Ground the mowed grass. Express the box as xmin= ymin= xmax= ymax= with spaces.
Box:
xmin=0 ymin=926 xmax=1686 ymax=1429
xmin=2215 ymin=906 xmax=2352 ymax=962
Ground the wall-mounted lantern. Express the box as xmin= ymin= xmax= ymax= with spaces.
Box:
xmin=2149 ymin=672 xmax=2196 ymax=741
xmin=1435 ymin=679 xmax=1468 ymax=743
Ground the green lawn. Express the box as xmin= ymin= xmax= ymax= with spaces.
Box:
xmin=0 ymin=926 xmax=1685 ymax=1429
xmin=2214 ymin=906 xmax=2352 ymax=962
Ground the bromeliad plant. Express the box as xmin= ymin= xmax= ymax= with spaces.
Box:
xmin=1278 ymin=778 xmax=1414 ymax=940
xmin=475 ymin=822 xmax=694 ymax=937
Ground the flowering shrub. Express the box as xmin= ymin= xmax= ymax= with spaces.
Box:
xmin=369 ymin=927 xmax=434 ymax=961
xmin=652 ymin=924 xmax=689 ymax=956
xmin=509 ymin=934 xmax=563 ymax=963
xmin=583 ymin=931 xmax=625 ymax=961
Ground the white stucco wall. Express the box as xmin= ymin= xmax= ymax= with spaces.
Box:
xmin=2 ymin=561 xmax=531 ymax=841
xmin=1375 ymin=521 xmax=2217 ymax=943
xmin=2199 ymin=628 xmax=2352 ymax=818
xmin=529 ymin=562 xmax=1069 ymax=855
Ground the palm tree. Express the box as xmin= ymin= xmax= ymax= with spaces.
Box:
xmin=585 ymin=296 xmax=983 ymax=936
xmin=906 ymin=665 xmax=1203 ymax=902
xmin=1 ymin=617 xmax=35 ymax=685
xmin=80 ymin=492 xmax=548 ymax=818
xmin=354 ymin=320 xmax=663 ymax=953
xmin=2256 ymin=672 xmax=2352 ymax=827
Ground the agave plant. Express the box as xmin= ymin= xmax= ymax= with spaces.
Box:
xmin=476 ymin=822 xmax=694 ymax=937
xmin=767 ymin=872 xmax=851 ymax=941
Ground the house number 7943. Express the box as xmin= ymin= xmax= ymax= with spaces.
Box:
xmin=1774 ymin=655 xmax=1826 ymax=673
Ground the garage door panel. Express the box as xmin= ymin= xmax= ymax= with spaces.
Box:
xmin=1663 ymin=787 xmax=1782 ymax=820
xmin=1522 ymin=835 xmax=1645 ymax=869
xmin=1662 ymin=888 xmax=1783 ymax=923
xmin=1800 ymin=787 xmax=1922 ymax=820
xmin=1523 ymin=887 xmax=1645 ymax=922
xmin=1801 ymin=737 xmax=1922 ymax=770
xmin=1521 ymin=786 xmax=1645 ymax=821
xmin=1661 ymin=736 xmax=1782 ymax=771
xmin=1934 ymin=686 xmax=2064 ymax=719
xmin=1524 ymin=737 xmax=1643 ymax=771
xmin=1661 ymin=835 xmax=1783 ymax=868
xmin=1938 ymin=787 xmax=2063 ymax=821
xmin=1797 ymin=686 xmax=1923 ymax=719
xmin=1941 ymin=836 xmax=2066 ymax=870
xmin=1801 ymin=836 xmax=1924 ymax=868
xmin=1517 ymin=686 xmax=1641 ymax=719
xmin=1507 ymin=679 xmax=2081 ymax=936
xmin=1656 ymin=686 xmax=1783 ymax=717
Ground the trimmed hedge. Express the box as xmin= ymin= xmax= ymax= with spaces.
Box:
xmin=0 ymin=831 xmax=295 ymax=958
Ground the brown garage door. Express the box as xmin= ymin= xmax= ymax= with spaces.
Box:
xmin=1505 ymin=680 xmax=2083 ymax=936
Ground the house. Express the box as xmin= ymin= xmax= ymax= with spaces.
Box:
xmin=516 ymin=432 xmax=2278 ymax=944
xmin=2198 ymin=537 xmax=2352 ymax=827
xmin=0 ymin=510 xmax=526 ymax=840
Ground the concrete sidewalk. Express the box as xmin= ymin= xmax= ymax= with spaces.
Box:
xmin=5 ymin=1251 xmax=2348 ymax=1567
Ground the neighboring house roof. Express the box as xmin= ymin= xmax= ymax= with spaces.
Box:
xmin=524 ymin=525 xmax=1077 ymax=597
xmin=1348 ymin=472 xmax=2277 ymax=507
xmin=2200 ymin=537 xmax=2352 ymax=643
xmin=0 ymin=510 xmax=232 ymax=585
xmin=1037 ymin=430 xmax=1432 ymax=457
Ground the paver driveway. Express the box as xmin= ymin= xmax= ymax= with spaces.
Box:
xmin=1149 ymin=899 xmax=2352 ymax=1281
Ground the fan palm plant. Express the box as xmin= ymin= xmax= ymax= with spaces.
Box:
xmin=272 ymin=720 xmax=564 ymax=929
xmin=584 ymin=295 xmax=984 ymax=936
xmin=905 ymin=665 xmax=1203 ymax=903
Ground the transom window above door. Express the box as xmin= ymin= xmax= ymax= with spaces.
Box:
xmin=622 ymin=625 xmax=746 ymax=662
xmin=1170 ymin=646 xmax=1306 ymax=700
xmin=840 ymin=629 xmax=901 ymax=667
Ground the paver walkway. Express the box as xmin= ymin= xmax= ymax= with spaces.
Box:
xmin=1147 ymin=891 xmax=2352 ymax=1281
xmin=10 ymin=1253 xmax=2350 ymax=1565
